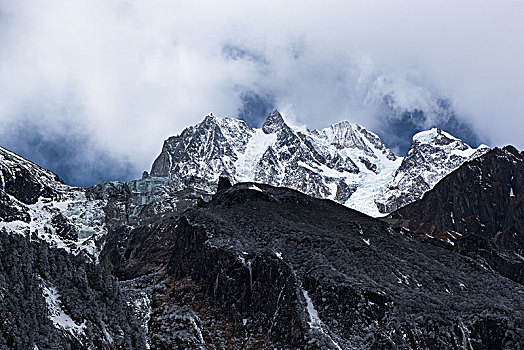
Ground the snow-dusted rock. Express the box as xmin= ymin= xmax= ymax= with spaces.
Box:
xmin=0 ymin=147 xmax=107 ymax=259
xmin=376 ymin=128 xmax=490 ymax=213
xmin=151 ymin=112 xmax=488 ymax=216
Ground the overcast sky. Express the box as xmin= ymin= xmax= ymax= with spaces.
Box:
xmin=0 ymin=1 xmax=523 ymax=186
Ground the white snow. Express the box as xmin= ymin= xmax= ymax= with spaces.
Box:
xmin=325 ymin=182 xmax=338 ymax=200
xmin=0 ymin=191 xmax=107 ymax=259
xmin=247 ymin=261 xmax=253 ymax=291
xmin=510 ymin=187 xmax=515 ymax=197
xmin=362 ymin=238 xmax=371 ymax=246
xmin=344 ymin=145 xmax=402 ymax=217
xmin=246 ymin=184 xmax=263 ymax=192
xmin=235 ymin=129 xmax=277 ymax=182
xmin=303 ymin=289 xmax=321 ymax=328
xmin=275 ymin=251 xmax=283 ymax=259
xmin=40 ymin=280 xmax=87 ymax=338
xmin=302 ymin=289 xmax=342 ymax=350
xmin=412 ymin=128 xmax=458 ymax=144
xmin=189 ymin=316 xmax=205 ymax=344
xmin=398 ymin=271 xmax=410 ymax=285
xmin=102 ymin=324 xmax=114 ymax=345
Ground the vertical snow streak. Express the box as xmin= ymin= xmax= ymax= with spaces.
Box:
xmin=302 ymin=289 xmax=342 ymax=350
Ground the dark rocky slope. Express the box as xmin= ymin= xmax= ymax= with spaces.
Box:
xmin=0 ymin=147 xmax=65 ymax=223
xmin=0 ymin=231 xmax=146 ymax=349
xmin=388 ymin=146 xmax=524 ymax=284
xmin=104 ymin=181 xmax=524 ymax=349
xmin=0 ymin=147 xmax=64 ymax=206
xmin=0 ymin=147 xmax=148 ymax=348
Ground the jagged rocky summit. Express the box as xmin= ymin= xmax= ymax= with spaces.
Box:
xmin=151 ymin=110 xmax=489 ymax=216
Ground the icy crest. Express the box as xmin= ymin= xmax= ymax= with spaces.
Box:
xmin=413 ymin=128 xmax=458 ymax=144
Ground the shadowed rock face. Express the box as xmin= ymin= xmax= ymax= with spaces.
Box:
xmin=0 ymin=147 xmax=65 ymax=205
xmin=388 ymin=146 xmax=524 ymax=284
xmin=104 ymin=182 xmax=524 ymax=349
xmin=0 ymin=147 xmax=66 ymax=223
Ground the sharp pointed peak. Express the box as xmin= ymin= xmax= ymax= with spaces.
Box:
xmin=262 ymin=109 xmax=288 ymax=134
xmin=203 ymin=113 xmax=216 ymax=121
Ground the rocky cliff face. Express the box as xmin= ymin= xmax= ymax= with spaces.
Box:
xmin=150 ymin=112 xmax=487 ymax=216
xmin=0 ymin=147 xmax=65 ymax=205
xmin=0 ymin=148 xmax=209 ymax=348
xmin=101 ymin=182 xmax=524 ymax=349
xmin=0 ymin=148 xmax=161 ymax=348
xmin=388 ymin=146 xmax=524 ymax=284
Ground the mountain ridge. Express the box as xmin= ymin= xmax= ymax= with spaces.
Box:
xmin=0 ymin=124 xmax=522 ymax=348
xmin=387 ymin=145 xmax=524 ymax=285
xmin=151 ymin=110 xmax=489 ymax=216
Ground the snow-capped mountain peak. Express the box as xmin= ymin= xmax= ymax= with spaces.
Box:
xmin=262 ymin=109 xmax=288 ymax=134
xmin=413 ymin=127 xmax=465 ymax=147
xmin=150 ymin=111 xmax=489 ymax=216
xmin=311 ymin=121 xmax=397 ymax=162
xmin=375 ymin=127 xmax=490 ymax=213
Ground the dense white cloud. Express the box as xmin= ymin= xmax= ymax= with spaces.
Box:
xmin=0 ymin=0 xmax=523 ymax=181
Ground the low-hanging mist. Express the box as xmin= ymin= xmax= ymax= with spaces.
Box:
xmin=0 ymin=0 xmax=522 ymax=186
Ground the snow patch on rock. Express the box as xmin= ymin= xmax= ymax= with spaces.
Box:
xmin=40 ymin=279 xmax=87 ymax=339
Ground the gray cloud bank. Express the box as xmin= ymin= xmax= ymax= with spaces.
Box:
xmin=0 ymin=1 xmax=523 ymax=186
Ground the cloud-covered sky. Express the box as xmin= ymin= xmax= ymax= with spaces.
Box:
xmin=0 ymin=1 xmax=523 ymax=186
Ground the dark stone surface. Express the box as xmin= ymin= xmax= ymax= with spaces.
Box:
xmin=51 ymin=212 xmax=78 ymax=241
xmin=103 ymin=182 xmax=524 ymax=349
xmin=216 ymin=176 xmax=232 ymax=192
xmin=0 ymin=148 xmax=64 ymax=205
xmin=2 ymin=136 xmax=524 ymax=349
xmin=389 ymin=146 xmax=524 ymax=285
xmin=262 ymin=109 xmax=286 ymax=134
